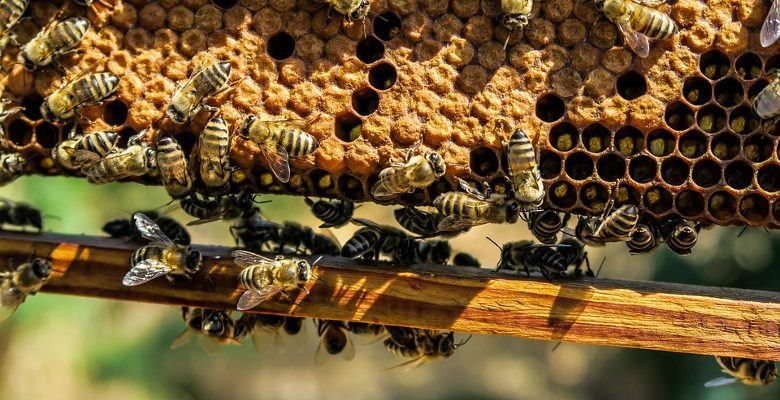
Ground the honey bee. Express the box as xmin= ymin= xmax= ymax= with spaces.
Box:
xmin=81 ymin=130 xmax=156 ymax=184
xmin=576 ymin=204 xmax=639 ymax=246
xmin=276 ymin=221 xmax=342 ymax=256
xmin=341 ymin=218 xmax=406 ymax=261
xmin=595 ymin=0 xmax=678 ymax=58
xmin=492 ymin=238 xmax=570 ymax=280
xmin=0 ymin=0 xmax=28 ymax=53
xmin=240 ymin=116 xmax=319 ymax=183
xmin=172 ymin=307 xmax=240 ymax=350
xmin=761 ymin=0 xmax=780 ymax=47
xmin=180 ymin=192 xmax=256 ymax=226
xmin=314 ymin=319 xmax=355 ymax=365
xmin=156 ymin=135 xmax=192 ymax=198
xmin=123 ymin=213 xmax=202 ymax=286
xmin=371 ymin=149 xmax=446 ymax=200
xmin=433 ymin=178 xmax=520 ymax=231
xmin=103 ymin=210 xmax=191 ymax=245
xmin=557 ymin=236 xmax=595 ymax=277
xmin=197 ymin=115 xmax=232 ymax=190
xmin=351 ymin=218 xmax=450 ymax=265
xmin=321 ymin=0 xmax=370 ymax=21
xmin=500 ymin=0 xmax=533 ymax=48
xmin=230 ymin=213 xmax=280 ymax=251
xmin=0 ymin=197 xmax=42 ymax=231
xmin=41 ymin=71 xmax=120 ymax=122
xmin=0 ymin=257 xmax=52 ymax=322
xmin=626 ymin=222 xmax=660 ymax=254
xmin=384 ymin=327 xmax=470 ymax=370
xmin=167 ymin=61 xmax=231 ymax=124
xmin=705 ymin=357 xmax=777 ymax=387
xmin=232 ymin=250 xmax=316 ymax=310
xmin=505 ymin=129 xmax=544 ymax=209
xmin=663 ymin=219 xmax=697 ymax=255
xmin=0 ymin=99 xmax=22 ymax=144
xmin=304 ymin=197 xmax=354 ymax=228
xmin=0 ymin=153 xmax=25 ymax=186
xmin=347 ymin=321 xmax=385 ymax=336
xmin=55 ymin=130 xmax=119 ymax=170
xmin=453 ymin=252 xmax=481 ymax=268
xmin=19 ymin=17 xmax=89 ymax=71
xmin=527 ymin=210 xmax=570 ymax=244
xmin=752 ymin=71 xmax=780 ymax=120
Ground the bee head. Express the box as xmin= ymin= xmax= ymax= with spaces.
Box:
xmin=31 ymin=258 xmax=52 ymax=280
xmin=186 ymin=250 xmax=202 ymax=273
xmin=240 ymin=115 xmax=256 ymax=139
xmin=501 ymin=14 xmax=530 ymax=30
xmin=40 ymin=101 xmax=62 ymax=123
xmin=505 ymin=199 xmax=520 ymax=223
xmin=297 ymin=259 xmax=312 ymax=282
xmin=594 ymin=0 xmax=605 ymax=10
xmin=436 ymin=332 xmax=456 ymax=356
xmin=102 ymin=219 xmax=131 ymax=237
xmin=166 ymin=104 xmax=186 ymax=124
xmin=349 ymin=0 xmax=370 ymax=20
xmin=426 ymin=153 xmax=446 ymax=176
xmin=203 ymin=311 xmax=227 ymax=335
xmin=19 ymin=51 xmax=37 ymax=72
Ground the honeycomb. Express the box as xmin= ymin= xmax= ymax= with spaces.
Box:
xmin=0 ymin=0 xmax=779 ymax=228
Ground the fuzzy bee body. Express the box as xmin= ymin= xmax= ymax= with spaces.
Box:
xmin=341 ymin=226 xmax=382 ymax=259
xmin=233 ymin=250 xmax=314 ymax=310
xmin=626 ymin=222 xmax=660 ymax=254
xmin=528 ymin=210 xmax=569 ymax=244
xmin=103 ymin=211 xmax=190 ymax=245
xmin=0 ymin=198 xmax=42 ymax=231
xmin=129 ymin=244 xmax=199 ymax=282
xmin=505 ymin=129 xmax=545 ymax=208
xmin=81 ymin=132 xmax=155 ymax=184
xmin=577 ymin=205 xmax=639 ymax=246
xmin=663 ymin=220 xmax=697 ymax=255
xmin=172 ymin=307 xmax=238 ymax=349
xmin=41 ymin=72 xmax=119 ymax=122
xmin=0 ymin=257 xmax=52 ymax=322
xmin=496 ymin=240 xmax=567 ymax=279
xmin=157 ymin=135 xmax=192 ymax=199
xmin=0 ymin=99 xmax=22 ymax=144
xmin=752 ymin=76 xmax=780 ymax=120
xmin=595 ymin=0 xmax=678 ymax=58
xmin=392 ymin=238 xmax=451 ymax=265
xmin=0 ymin=0 xmax=28 ymax=52
xmin=167 ymin=61 xmax=231 ymax=124
xmin=180 ymin=192 xmax=254 ymax=225
xmin=557 ymin=236 xmax=593 ymax=277
xmin=241 ymin=116 xmax=319 ymax=183
xmin=433 ymin=179 xmax=520 ymax=231
xmin=453 ymin=252 xmax=481 ymax=268
xmin=198 ymin=115 xmax=231 ymax=190
xmin=0 ymin=153 xmax=25 ymax=186
xmin=53 ymin=131 xmax=118 ymax=171
xmin=347 ymin=321 xmax=385 ymax=336
xmin=705 ymin=357 xmax=777 ymax=387
xmin=501 ymin=0 xmax=533 ymax=34
xmin=305 ymin=197 xmax=354 ymax=228
xmin=371 ymin=152 xmax=446 ymax=200
xmin=20 ymin=17 xmax=89 ymax=71
xmin=384 ymin=327 xmax=468 ymax=369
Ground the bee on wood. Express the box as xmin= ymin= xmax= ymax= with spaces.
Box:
xmin=0 ymin=257 xmax=52 ymax=322
xmin=232 ymin=250 xmax=318 ymax=310
xmin=0 ymin=99 xmax=23 ymax=145
xmin=595 ymin=0 xmax=678 ymax=58
xmin=352 ymin=217 xmax=450 ymax=265
xmin=196 ymin=115 xmax=232 ymax=190
xmin=102 ymin=210 xmax=190 ymax=245
xmin=500 ymin=0 xmax=533 ymax=48
xmin=0 ymin=153 xmax=25 ymax=186
xmin=761 ymin=0 xmax=780 ymax=47
xmin=556 ymin=236 xmax=594 ymax=277
xmin=81 ymin=130 xmax=156 ymax=184
xmin=230 ymin=213 xmax=280 ymax=252
xmin=625 ymin=221 xmax=661 ymax=254
xmin=384 ymin=327 xmax=470 ymax=370
xmin=315 ymin=319 xmax=355 ymax=365
xmin=492 ymin=239 xmax=569 ymax=280
xmin=157 ymin=135 xmax=192 ymax=199
xmin=705 ymin=357 xmax=777 ymax=387
xmin=19 ymin=17 xmax=89 ymax=71
xmin=0 ymin=0 xmax=28 ymax=53
xmin=123 ymin=213 xmax=202 ymax=286
xmin=433 ymin=178 xmax=520 ymax=232
xmin=0 ymin=197 xmax=42 ymax=231
xmin=237 ymin=314 xmax=306 ymax=353
xmin=505 ymin=129 xmax=545 ymax=210
xmin=527 ymin=210 xmax=570 ymax=244
xmin=576 ymin=203 xmax=639 ymax=246
xmin=662 ymin=219 xmax=698 ymax=256
xmin=304 ymin=197 xmax=354 ymax=228
xmin=752 ymin=71 xmax=780 ymax=120
xmin=371 ymin=149 xmax=446 ymax=200
xmin=41 ymin=71 xmax=120 ymax=122
xmin=452 ymin=252 xmax=481 ymax=268
xmin=240 ymin=116 xmax=319 ymax=183
xmin=167 ymin=61 xmax=231 ymax=124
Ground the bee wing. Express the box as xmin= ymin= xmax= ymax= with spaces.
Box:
xmin=186 ymin=213 xmax=227 ymax=226
xmin=236 ymin=287 xmax=282 ymax=310
xmin=341 ymin=333 xmax=356 ymax=361
xmin=437 ymin=215 xmax=484 ymax=232
xmin=617 ymin=22 xmax=650 ymax=58
xmin=82 ymin=150 xmax=138 ymax=182
xmin=704 ymin=376 xmax=739 ymax=388
xmin=457 ymin=178 xmax=486 ymax=200
xmin=0 ymin=286 xmax=22 ymax=322
xmin=384 ymin=356 xmax=429 ymax=372
xmin=231 ymin=250 xmax=277 ymax=268
xmin=261 ymin=144 xmax=291 ymax=183
xmin=133 ymin=213 xmax=175 ymax=247
xmin=72 ymin=149 xmax=102 ymax=167
xmin=170 ymin=329 xmax=194 ymax=349
xmin=371 ymin=171 xmax=400 ymax=199
xmin=0 ymin=303 xmax=19 ymax=323
xmin=122 ymin=260 xmax=173 ymax=286
xmin=761 ymin=0 xmax=780 ymax=47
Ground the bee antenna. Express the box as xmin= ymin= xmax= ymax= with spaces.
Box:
xmin=312 ymin=255 xmax=323 ymax=266
xmin=42 ymin=214 xmax=61 ymax=220
xmin=550 ymin=341 xmax=563 ymax=352
xmin=485 ymin=237 xmax=502 ymax=251
xmin=456 ymin=334 xmax=472 ymax=347
xmin=595 ymin=256 xmax=606 ymax=278
xmin=503 ymin=32 xmax=512 ymax=50
xmin=737 ymin=226 xmax=748 ymax=238
xmin=371 ymin=12 xmax=387 ymax=22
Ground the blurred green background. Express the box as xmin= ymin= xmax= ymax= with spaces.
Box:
xmin=0 ymin=176 xmax=777 ymax=400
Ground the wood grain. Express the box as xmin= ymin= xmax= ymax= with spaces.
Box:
xmin=1 ymin=231 xmax=779 ymax=360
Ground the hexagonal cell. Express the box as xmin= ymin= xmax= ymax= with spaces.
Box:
xmin=539 ymin=150 xmax=562 ymax=179
xmin=616 ymin=71 xmax=647 ymax=100
xmin=580 ymin=182 xmax=609 ymax=212
xmin=428 ymin=178 xmax=453 ymax=199
xmin=173 ymin=131 xmax=196 ymax=155
xmin=660 ymin=156 xmax=687 ymax=186
xmin=335 ymin=112 xmax=362 ymax=142
xmin=692 ymin=159 xmax=721 ymax=188
xmin=678 ymin=130 xmax=706 ymax=159
xmin=356 ymin=36 xmax=385 ymax=64
xmin=309 ymin=169 xmax=337 ymax=196
xmin=267 ymin=32 xmax=295 ymax=61
xmin=675 ymin=190 xmax=705 ymax=217
xmin=549 ymin=122 xmax=579 ymax=151
xmin=708 ymin=191 xmax=737 ymax=220
xmin=7 ymin=120 xmax=32 ymax=147
xmin=646 ymin=129 xmax=675 ymax=157
xmin=489 ymin=177 xmax=512 ymax=197
xmin=368 ymin=62 xmax=397 ymax=90
xmin=338 ymin=173 xmax=365 ymax=200
xmin=564 ymin=152 xmax=594 ymax=180
xmin=743 ymin=134 xmax=773 ymax=162
xmin=664 ymin=102 xmax=694 ymax=131
xmin=711 ymin=132 xmax=740 ymax=160
xmin=21 ymin=94 xmax=43 ymax=120
xmin=628 ymin=155 xmax=657 ymax=184
xmin=729 ymin=105 xmax=760 ymax=134
xmin=739 ymin=194 xmax=769 ymax=223
xmin=103 ymin=100 xmax=128 ymax=126
xmin=758 ymin=164 xmax=780 ymax=192
xmin=596 ymin=153 xmax=626 ymax=182
xmin=548 ymin=181 xmax=576 ymax=208
xmin=699 ymin=49 xmax=730 ymax=80
xmin=748 ymin=80 xmax=769 ymax=102
xmin=351 ymin=87 xmax=379 ymax=116
xmin=614 ymin=126 xmax=644 ymax=156
xmin=535 ymin=93 xmax=565 ymax=123
xmin=696 ymin=104 xmax=726 ymax=133
xmin=35 ymin=122 xmax=59 ymax=149
xmin=724 ymin=160 xmax=753 ymax=190
xmin=682 ymin=76 xmax=712 ymax=106
xmin=766 ymin=54 xmax=780 ymax=74
xmin=643 ymin=186 xmax=673 ymax=214
xmin=614 ymin=184 xmax=640 ymax=206
xmin=735 ymin=53 xmax=762 ymax=80
xmin=212 ymin=0 xmax=238 ymax=9
xmin=374 ymin=12 xmax=402 ymax=41
xmin=714 ymin=78 xmax=744 ymax=108
xmin=287 ymin=174 xmax=308 ymax=194
xmin=582 ymin=123 xmax=610 ymax=153
xmin=469 ymin=147 xmax=499 ymax=177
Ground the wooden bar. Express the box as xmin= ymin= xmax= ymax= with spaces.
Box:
xmin=1 ymin=231 xmax=779 ymax=360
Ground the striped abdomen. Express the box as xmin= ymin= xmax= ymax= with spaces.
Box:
xmin=22 ymin=17 xmax=88 ymax=69
xmin=347 ymin=321 xmax=385 ymax=336
xmin=530 ymin=246 xmax=567 ymax=273
xmin=665 ymin=222 xmax=697 ymax=255
xmin=157 ymin=135 xmax=192 ymax=198
xmin=753 ymin=80 xmax=780 ymax=119
xmin=0 ymin=0 xmax=27 ymax=35
xmin=433 ymin=193 xmax=489 ymax=220
xmin=307 ymin=198 xmax=353 ymax=228
xmin=191 ymin=61 xmax=231 ymax=101
xmin=629 ymin=2 xmax=677 ymax=39
xmin=505 ymin=128 xmax=537 ymax=175
xmin=239 ymin=265 xmax=273 ymax=292
xmin=180 ymin=197 xmax=221 ymax=220
xmin=70 ymin=72 xmax=120 ymax=107
xmin=394 ymin=207 xmax=439 ymax=236
xmin=341 ymin=227 xmax=381 ymax=258
xmin=75 ymin=131 xmax=117 ymax=157
xmin=626 ymin=223 xmax=659 ymax=254
xmin=528 ymin=210 xmax=565 ymax=244
xmin=199 ymin=115 xmax=231 ymax=188
xmin=384 ymin=337 xmax=423 ymax=358
xmin=593 ymin=205 xmax=639 ymax=241
xmin=130 ymin=245 xmax=166 ymax=267
xmin=274 ymin=127 xmax=318 ymax=157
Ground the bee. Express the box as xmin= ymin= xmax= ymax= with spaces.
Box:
xmin=500 ymin=0 xmax=533 ymax=48
xmin=761 ymin=0 xmax=780 ymax=47
xmin=167 ymin=61 xmax=231 ymax=124
xmin=81 ymin=130 xmax=156 ymax=184
xmin=52 ymin=136 xmax=80 ymax=171
xmin=41 ymin=71 xmax=120 ymax=122
xmin=179 ymin=192 xmax=254 ymax=225
xmin=123 ymin=213 xmax=202 ymax=286
xmin=705 ymin=357 xmax=777 ymax=387
xmin=171 ymin=306 xmax=207 ymax=349
xmin=492 ymin=239 xmax=569 ymax=280
xmin=575 ymin=204 xmax=639 ymax=246
xmin=157 ymin=135 xmax=192 ymax=199
xmin=19 ymin=17 xmax=90 ymax=71
xmin=232 ymin=250 xmax=317 ymax=310
xmin=752 ymin=71 xmax=780 ymax=120
xmin=240 ymin=116 xmax=319 ymax=183
xmin=347 ymin=321 xmax=385 ymax=336
xmin=0 ymin=0 xmax=28 ymax=53
xmin=626 ymin=221 xmax=661 ymax=254
xmin=0 ymin=153 xmax=25 ymax=186
xmin=276 ymin=221 xmax=341 ymax=256
xmin=172 ymin=307 xmax=239 ymax=350
xmin=371 ymin=149 xmax=446 ymax=200
xmin=197 ymin=115 xmax=232 ymax=190
xmin=662 ymin=219 xmax=697 ymax=256
xmin=230 ymin=213 xmax=281 ymax=251
xmin=505 ymin=129 xmax=544 ymax=209
xmin=595 ymin=0 xmax=678 ymax=58
xmin=314 ymin=319 xmax=355 ymax=366
xmin=320 ymin=0 xmax=370 ymax=22
xmin=453 ymin=252 xmax=481 ymax=268
xmin=0 ymin=257 xmax=52 ymax=322
xmin=433 ymin=178 xmax=520 ymax=232
xmin=527 ymin=210 xmax=570 ymax=244
xmin=556 ymin=236 xmax=594 ymax=277
xmin=305 ymin=197 xmax=354 ymax=228
xmin=384 ymin=327 xmax=470 ymax=370
xmin=341 ymin=218 xmax=407 ymax=261
xmin=0 ymin=197 xmax=42 ymax=231
xmin=102 ymin=210 xmax=190 ymax=245
xmin=0 ymin=99 xmax=22 ymax=144
xmin=57 ymin=130 xmax=119 ymax=170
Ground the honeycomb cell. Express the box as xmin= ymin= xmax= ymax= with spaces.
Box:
xmin=699 ymin=49 xmax=730 ymax=79
xmin=7 ymin=120 xmax=32 ymax=147
xmin=644 ymin=186 xmax=673 ymax=214
xmin=213 ymin=0 xmax=238 ymax=9
xmin=535 ymin=93 xmax=565 ymax=123
xmin=267 ymin=31 xmax=295 ymax=60
xmin=34 ymin=122 xmax=59 ymax=149
xmin=21 ymin=94 xmax=43 ymax=120
xmin=647 ymin=129 xmax=675 ymax=157
xmin=582 ymin=123 xmax=610 ymax=153
xmin=309 ymin=169 xmax=337 ymax=196
xmin=692 ymin=159 xmax=721 ymax=188
xmin=664 ymin=101 xmax=694 ymax=131
xmin=735 ymin=52 xmax=762 ymax=80
xmin=629 ymin=155 xmax=657 ymax=183
xmin=729 ymin=105 xmax=760 ymax=134
xmin=766 ymin=54 xmax=780 ymax=73
xmin=374 ymin=12 xmax=402 ymax=41
xmin=739 ymin=194 xmax=769 ymax=222
xmin=714 ymin=77 xmax=744 ymax=107
xmin=747 ymin=79 xmax=769 ymax=102
xmin=614 ymin=126 xmax=644 ymax=156
xmin=774 ymin=201 xmax=780 ymax=223
xmin=725 ymin=160 xmax=753 ymax=190
xmin=743 ymin=134 xmax=773 ymax=162
xmin=682 ymin=76 xmax=712 ymax=105
xmin=549 ymin=181 xmax=576 ymax=208
xmin=565 ymin=152 xmax=594 ymax=180
xmin=352 ymin=88 xmax=380 ymax=116
xmin=549 ymin=122 xmax=579 ymax=151
xmin=469 ymin=147 xmax=499 ymax=177
xmin=356 ymin=36 xmax=385 ymax=64
xmin=758 ymin=164 xmax=780 ymax=192
xmin=675 ymin=190 xmax=705 ymax=217
xmin=661 ymin=157 xmax=688 ymax=186
xmin=335 ymin=112 xmax=363 ymax=142
xmin=678 ymin=130 xmax=706 ymax=159
xmin=710 ymin=132 xmax=740 ymax=160
xmin=696 ymin=104 xmax=727 ymax=133
xmin=368 ymin=62 xmax=397 ymax=90
xmin=596 ymin=153 xmax=626 ymax=182
xmin=103 ymin=100 xmax=129 ymax=126
xmin=428 ymin=178 xmax=453 ymax=199
xmin=539 ymin=150 xmax=562 ymax=179
xmin=116 ymin=127 xmax=137 ymax=148
xmin=708 ymin=191 xmax=737 ymax=220
xmin=338 ymin=174 xmax=365 ymax=200
xmin=580 ymin=182 xmax=609 ymax=212
xmin=614 ymin=184 xmax=640 ymax=206
xmin=616 ymin=71 xmax=647 ymax=100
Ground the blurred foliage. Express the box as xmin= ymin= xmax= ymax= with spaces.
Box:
xmin=0 ymin=176 xmax=777 ymax=399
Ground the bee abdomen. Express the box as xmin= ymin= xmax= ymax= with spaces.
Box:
xmin=632 ymin=6 xmax=677 ymax=39
xmin=239 ymin=266 xmax=262 ymax=291
xmin=506 ymin=129 xmax=537 ymax=172
xmin=130 ymin=245 xmax=164 ymax=266
xmin=383 ymin=338 xmax=423 ymax=358
xmin=529 ymin=211 xmax=564 ymax=244
xmin=341 ymin=228 xmax=380 ymax=258
xmin=595 ymin=205 xmax=639 ymax=240
xmin=74 ymin=73 xmax=120 ymax=104
xmin=50 ymin=17 xmax=89 ymax=49
xmin=279 ymin=129 xmax=318 ymax=157
xmin=626 ymin=224 xmax=658 ymax=254
xmin=76 ymin=131 xmax=117 ymax=157
xmin=666 ymin=222 xmax=697 ymax=255
xmin=197 ymin=62 xmax=231 ymax=95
